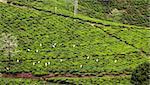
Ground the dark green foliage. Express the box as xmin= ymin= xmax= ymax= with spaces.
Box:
xmin=131 ymin=62 xmax=150 ymax=85
xmin=79 ymin=0 xmax=149 ymax=27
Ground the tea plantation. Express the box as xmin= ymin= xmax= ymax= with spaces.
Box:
xmin=0 ymin=0 xmax=149 ymax=85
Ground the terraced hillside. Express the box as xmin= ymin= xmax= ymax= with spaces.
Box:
xmin=0 ymin=1 xmax=150 ymax=85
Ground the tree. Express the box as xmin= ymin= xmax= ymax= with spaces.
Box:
xmin=74 ymin=0 xmax=78 ymax=15
xmin=0 ymin=33 xmax=17 ymax=69
xmin=131 ymin=62 xmax=150 ymax=85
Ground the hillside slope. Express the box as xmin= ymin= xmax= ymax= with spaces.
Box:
xmin=0 ymin=1 xmax=149 ymax=85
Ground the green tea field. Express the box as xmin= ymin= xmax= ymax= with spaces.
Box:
xmin=0 ymin=0 xmax=149 ymax=85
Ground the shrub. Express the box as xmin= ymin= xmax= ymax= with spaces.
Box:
xmin=131 ymin=62 xmax=150 ymax=85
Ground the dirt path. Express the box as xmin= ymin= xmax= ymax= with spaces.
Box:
xmin=0 ymin=72 xmax=131 ymax=85
xmin=1 ymin=72 xmax=130 ymax=79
